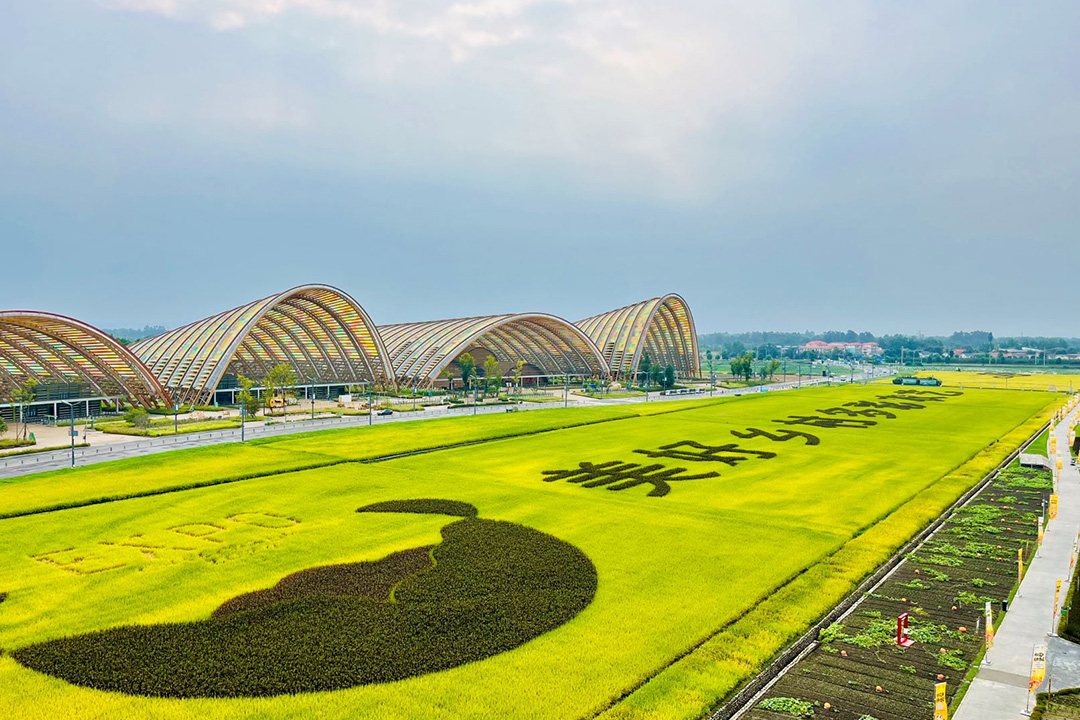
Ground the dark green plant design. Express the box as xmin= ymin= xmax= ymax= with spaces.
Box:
xmin=13 ymin=500 xmax=597 ymax=697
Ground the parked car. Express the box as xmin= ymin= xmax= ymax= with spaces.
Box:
xmin=377 ymin=408 xmax=393 ymax=416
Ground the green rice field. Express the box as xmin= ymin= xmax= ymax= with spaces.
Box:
xmin=0 ymin=385 xmax=1059 ymax=719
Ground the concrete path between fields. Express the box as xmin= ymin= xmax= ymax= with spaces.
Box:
xmin=955 ymin=402 xmax=1080 ymax=719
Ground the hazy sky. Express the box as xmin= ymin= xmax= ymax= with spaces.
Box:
xmin=1 ymin=1 xmax=1077 ymax=335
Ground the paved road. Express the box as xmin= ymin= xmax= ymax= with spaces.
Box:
xmin=955 ymin=401 xmax=1080 ymax=719
xmin=0 ymin=377 xmax=863 ymax=479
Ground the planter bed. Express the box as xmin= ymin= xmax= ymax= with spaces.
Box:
xmin=744 ymin=463 xmax=1052 ymax=720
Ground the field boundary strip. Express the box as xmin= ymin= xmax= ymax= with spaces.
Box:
xmin=0 ymin=403 xmax=702 ymax=521
xmin=714 ymin=417 xmax=1052 ymax=720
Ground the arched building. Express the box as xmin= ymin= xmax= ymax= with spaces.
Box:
xmin=132 ymin=284 xmax=392 ymax=406
xmin=0 ymin=311 xmax=169 ymax=418
xmin=3 ymin=287 xmax=701 ymax=415
xmin=378 ymin=313 xmax=609 ymax=388
xmin=576 ymin=294 xmax=699 ymax=380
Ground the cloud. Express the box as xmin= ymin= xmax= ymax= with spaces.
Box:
xmin=12 ymin=1 xmax=1076 ymax=209
xmin=86 ymin=0 xmax=868 ymax=199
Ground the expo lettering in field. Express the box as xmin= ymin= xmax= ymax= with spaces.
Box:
xmin=542 ymin=389 xmax=965 ymax=497
xmin=31 ymin=512 xmax=301 ymax=576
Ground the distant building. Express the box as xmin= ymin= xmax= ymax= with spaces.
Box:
xmin=799 ymin=340 xmax=883 ymax=357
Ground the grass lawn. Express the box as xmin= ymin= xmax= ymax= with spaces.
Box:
xmin=1028 ymin=428 xmax=1051 ymax=457
xmin=0 ymin=386 xmax=1057 ymax=719
xmin=97 ymin=418 xmax=242 ymax=437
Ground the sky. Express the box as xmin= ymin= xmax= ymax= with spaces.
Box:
xmin=1 ymin=1 xmax=1077 ymax=336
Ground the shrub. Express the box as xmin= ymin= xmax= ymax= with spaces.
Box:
xmin=123 ymin=408 xmax=151 ymax=429
xmin=758 ymin=697 xmax=814 ymax=717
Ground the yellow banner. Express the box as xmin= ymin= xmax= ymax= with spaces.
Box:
xmin=1055 ymin=580 xmax=1062 ymax=623
xmin=985 ymin=601 xmax=994 ymax=650
xmin=1030 ymin=644 xmax=1047 ymax=693
xmin=1051 ymin=495 xmax=1060 ymax=520
xmin=935 ymin=681 xmax=948 ymax=720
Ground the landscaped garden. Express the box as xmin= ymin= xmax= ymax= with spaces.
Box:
xmin=0 ymin=385 xmax=1059 ymax=719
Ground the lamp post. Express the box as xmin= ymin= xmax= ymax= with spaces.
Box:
xmin=58 ymin=400 xmax=76 ymax=468
xmin=309 ymin=376 xmax=316 ymax=421
xmin=240 ymin=401 xmax=246 ymax=443
xmin=369 ymin=383 xmax=374 ymax=425
xmin=472 ymin=377 xmax=478 ymax=416
xmin=174 ymin=400 xmax=179 ymax=435
xmin=564 ymin=372 xmax=569 ymax=409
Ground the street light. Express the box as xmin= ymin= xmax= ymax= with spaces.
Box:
xmin=58 ymin=400 xmax=77 ymax=468
xmin=174 ymin=400 xmax=179 ymax=435
xmin=309 ymin=376 xmax=316 ymax=421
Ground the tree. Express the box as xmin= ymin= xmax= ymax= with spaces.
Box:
xmin=11 ymin=378 xmax=37 ymax=441
xmin=440 ymin=366 xmax=456 ymax=393
xmin=237 ymin=374 xmax=261 ymax=418
xmin=649 ymin=364 xmax=664 ymax=388
xmin=483 ymin=355 xmax=501 ymax=395
xmin=639 ymin=351 xmax=652 ymax=389
xmin=729 ymin=352 xmax=754 ymax=382
xmin=457 ymin=353 xmax=475 ymax=392
xmin=663 ymin=365 xmax=676 ymax=390
xmin=511 ymin=360 xmax=525 ymax=395
xmin=764 ymin=359 xmax=782 ymax=380
xmin=0 ymin=416 xmax=7 ymax=436
xmin=262 ymin=364 xmax=297 ymax=416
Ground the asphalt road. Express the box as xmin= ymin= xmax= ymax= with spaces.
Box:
xmin=0 ymin=374 xmax=872 ymax=479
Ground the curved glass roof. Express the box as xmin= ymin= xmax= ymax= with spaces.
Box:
xmin=379 ymin=313 xmax=609 ymax=386
xmin=0 ymin=311 xmax=169 ymax=408
xmin=576 ymin=294 xmax=699 ymax=378
xmin=132 ymin=284 xmax=392 ymax=405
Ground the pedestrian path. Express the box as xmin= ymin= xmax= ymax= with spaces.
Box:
xmin=956 ymin=401 xmax=1080 ymax=719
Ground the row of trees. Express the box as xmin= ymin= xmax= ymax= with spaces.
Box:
xmin=443 ymin=354 xmax=528 ymax=395
xmin=726 ymin=353 xmax=781 ymax=382
xmin=637 ymin=352 xmax=678 ymax=390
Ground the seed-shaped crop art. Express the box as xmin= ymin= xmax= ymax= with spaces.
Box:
xmin=12 ymin=499 xmax=598 ymax=697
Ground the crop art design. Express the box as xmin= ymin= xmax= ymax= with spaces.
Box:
xmin=12 ymin=499 xmax=597 ymax=697
xmin=542 ymin=389 xmax=965 ymax=497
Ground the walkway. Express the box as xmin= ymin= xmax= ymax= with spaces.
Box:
xmin=956 ymin=402 xmax=1080 ymax=719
